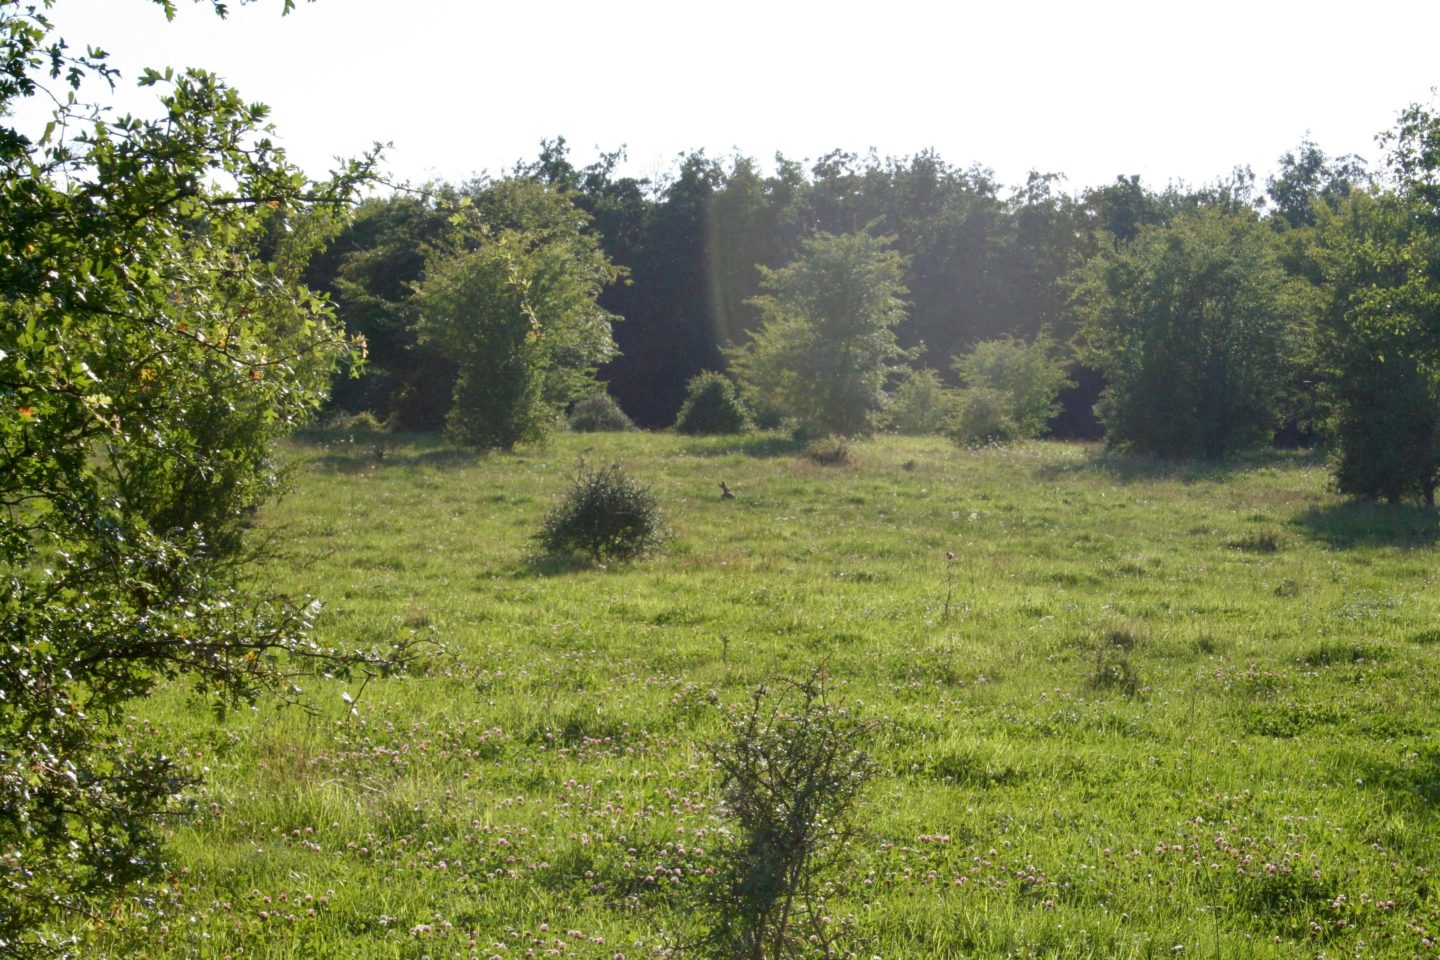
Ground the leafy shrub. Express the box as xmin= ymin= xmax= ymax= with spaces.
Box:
xmin=675 ymin=371 xmax=753 ymax=435
xmin=0 ymin=8 xmax=390 ymax=946
xmin=728 ymin=231 xmax=909 ymax=437
xmin=538 ymin=462 xmax=665 ymax=563
xmin=746 ymin=392 xmax=786 ymax=430
xmin=948 ymin=387 xmax=1018 ymax=446
xmin=703 ymin=670 xmax=877 ymax=959
xmin=1076 ymin=210 xmax=1304 ymax=459
xmin=804 ymin=435 xmax=850 ymax=465
xmin=322 ymin=410 xmax=388 ymax=433
xmin=568 ymin=392 xmax=635 ymax=432
xmin=950 ymin=336 xmax=1073 ymax=444
xmin=886 ymin=367 xmax=957 ymax=435
xmin=417 ymin=181 xmax=622 ymax=451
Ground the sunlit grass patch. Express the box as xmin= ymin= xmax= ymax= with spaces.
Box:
xmin=80 ymin=432 xmax=1440 ymax=959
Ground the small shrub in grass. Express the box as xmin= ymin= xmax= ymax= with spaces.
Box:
xmin=702 ymin=669 xmax=877 ymax=959
xmin=568 ymin=392 xmax=635 ymax=432
xmin=886 ymin=367 xmax=956 ymax=435
xmin=1079 ymin=623 xmax=1145 ymax=696
xmin=321 ymin=410 xmax=388 ymax=434
xmin=1087 ymin=645 xmax=1141 ymax=697
xmin=947 ymin=387 xmax=1019 ymax=447
xmin=675 ymin=371 xmax=753 ymax=435
xmin=803 ymin=435 xmax=850 ymax=465
xmin=1229 ymin=527 xmax=1285 ymax=553
xmin=538 ymin=462 xmax=664 ymax=564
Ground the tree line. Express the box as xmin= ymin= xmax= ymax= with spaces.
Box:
xmin=308 ymin=124 xmax=1440 ymax=503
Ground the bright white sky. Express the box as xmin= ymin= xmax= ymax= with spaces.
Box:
xmin=30 ymin=0 xmax=1440 ymax=195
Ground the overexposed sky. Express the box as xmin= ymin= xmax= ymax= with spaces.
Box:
xmin=29 ymin=0 xmax=1440 ymax=194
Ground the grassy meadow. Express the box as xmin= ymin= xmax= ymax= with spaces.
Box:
xmin=86 ymin=429 xmax=1440 ymax=959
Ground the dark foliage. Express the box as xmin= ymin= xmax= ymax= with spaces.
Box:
xmin=803 ymin=435 xmax=851 ymax=466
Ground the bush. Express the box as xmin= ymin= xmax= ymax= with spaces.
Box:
xmin=1075 ymin=210 xmax=1306 ymax=459
xmin=568 ymin=392 xmax=635 ymax=432
xmin=675 ymin=371 xmax=753 ymax=435
xmin=952 ymin=336 xmax=1073 ymax=440
xmin=538 ymin=462 xmax=665 ymax=563
xmin=886 ymin=367 xmax=957 ymax=435
xmin=803 ymin=435 xmax=851 ymax=465
xmin=1087 ymin=647 xmax=1141 ymax=696
xmin=1086 ymin=628 xmax=1143 ymax=697
xmin=746 ymin=392 xmax=786 ymax=430
xmin=728 ymin=230 xmax=909 ymax=436
xmin=948 ymin=387 xmax=1018 ymax=447
xmin=322 ymin=410 xmax=389 ymax=434
xmin=702 ymin=670 xmax=877 ymax=959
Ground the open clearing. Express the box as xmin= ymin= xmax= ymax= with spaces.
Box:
xmin=91 ymin=431 xmax=1440 ymax=959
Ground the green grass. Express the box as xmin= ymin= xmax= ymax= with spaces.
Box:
xmin=82 ymin=430 xmax=1440 ymax=958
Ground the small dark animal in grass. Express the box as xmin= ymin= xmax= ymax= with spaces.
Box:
xmin=720 ymin=481 xmax=736 ymax=500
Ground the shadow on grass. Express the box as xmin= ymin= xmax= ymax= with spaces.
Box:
xmin=515 ymin=552 xmax=603 ymax=578
xmin=1351 ymin=746 xmax=1440 ymax=825
xmin=1032 ymin=445 xmax=1328 ymax=485
xmin=1292 ymin=501 xmax=1440 ymax=549
xmin=678 ymin=432 xmax=806 ymax=459
xmin=297 ymin=429 xmax=487 ymax=474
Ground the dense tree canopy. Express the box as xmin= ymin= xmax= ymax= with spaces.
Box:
xmin=1313 ymin=107 xmax=1440 ymax=504
xmin=1076 ymin=208 xmax=1310 ymax=458
xmin=309 ymin=190 xmax=456 ymax=428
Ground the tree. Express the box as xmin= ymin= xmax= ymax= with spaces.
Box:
xmin=1312 ymin=107 xmax=1440 ymax=505
xmin=1075 ymin=208 xmax=1309 ymax=458
xmin=1080 ymin=175 xmax=1169 ymax=248
xmin=730 ymin=231 xmax=910 ymax=435
xmin=1267 ymin=138 xmax=1368 ymax=231
xmin=416 ymin=179 xmax=621 ymax=449
xmin=0 ymin=2 xmax=378 ymax=953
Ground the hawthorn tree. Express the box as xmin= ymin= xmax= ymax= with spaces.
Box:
xmin=0 ymin=1 xmax=379 ymax=954
xmin=1313 ymin=106 xmax=1440 ymax=505
xmin=1075 ymin=208 xmax=1310 ymax=458
xmin=416 ymin=178 xmax=621 ymax=449
xmin=730 ymin=230 xmax=909 ymax=435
